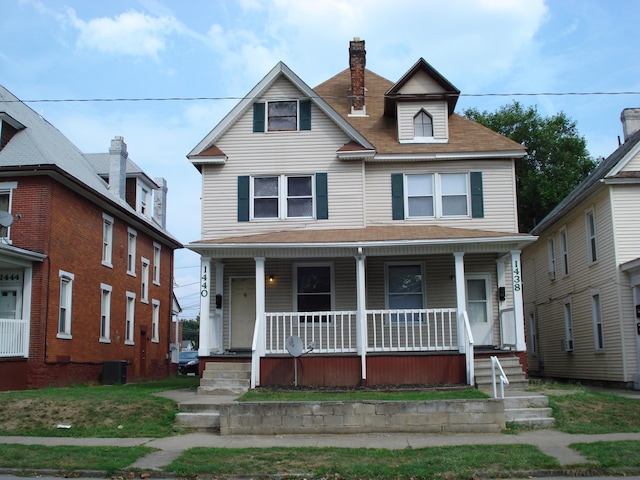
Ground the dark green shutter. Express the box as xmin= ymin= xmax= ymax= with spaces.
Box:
xmin=253 ymin=103 xmax=265 ymax=133
xmin=238 ymin=176 xmax=250 ymax=222
xmin=299 ymin=99 xmax=311 ymax=130
xmin=316 ymin=173 xmax=328 ymax=219
xmin=391 ymin=173 xmax=404 ymax=220
xmin=470 ymin=171 xmax=484 ymax=218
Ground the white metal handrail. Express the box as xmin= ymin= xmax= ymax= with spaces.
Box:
xmin=490 ymin=355 xmax=509 ymax=398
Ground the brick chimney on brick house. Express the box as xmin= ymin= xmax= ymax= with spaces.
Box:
xmin=621 ymin=108 xmax=640 ymax=142
xmin=108 ymin=136 xmax=127 ymax=200
xmin=349 ymin=37 xmax=366 ymax=116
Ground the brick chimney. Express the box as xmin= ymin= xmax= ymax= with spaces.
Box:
xmin=349 ymin=37 xmax=366 ymax=116
xmin=153 ymin=177 xmax=168 ymax=229
xmin=108 ymin=136 xmax=127 ymax=200
xmin=621 ymin=108 xmax=640 ymax=142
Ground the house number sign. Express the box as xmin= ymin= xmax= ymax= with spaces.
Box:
xmin=200 ymin=265 xmax=209 ymax=297
xmin=513 ymin=260 xmax=522 ymax=292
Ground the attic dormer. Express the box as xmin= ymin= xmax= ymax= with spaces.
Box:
xmin=0 ymin=112 xmax=25 ymax=151
xmin=384 ymin=59 xmax=460 ymax=144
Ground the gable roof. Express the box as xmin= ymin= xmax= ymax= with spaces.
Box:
xmin=0 ymin=84 xmax=181 ymax=248
xmin=187 ymin=61 xmax=375 ymax=164
xmin=531 ymin=128 xmax=640 ymax=235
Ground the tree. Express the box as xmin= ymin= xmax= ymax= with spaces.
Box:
xmin=181 ymin=317 xmax=199 ymax=349
xmin=464 ymin=101 xmax=597 ymax=232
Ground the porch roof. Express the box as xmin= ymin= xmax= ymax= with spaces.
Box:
xmin=189 ymin=225 xmax=537 ymax=258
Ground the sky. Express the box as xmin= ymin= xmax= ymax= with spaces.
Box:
xmin=2 ymin=0 xmax=639 ymax=319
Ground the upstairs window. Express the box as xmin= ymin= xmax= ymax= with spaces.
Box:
xmin=102 ymin=213 xmax=114 ymax=267
xmin=401 ymin=173 xmax=472 ymax=219
xmin=153 ymin=243 xmax=161 ymax=285
xmin=413 ymin=110 xmax=433 ymax=137
xmin=138 ymin=185 xmax=151 ymax=217
xmin=0 ymin=182 xmax=17 ymax=240
xmin=127 ymin=228 xmax=137 ymax=276
xmin=100 ymin=284 xmax=112 ymax=342
xmin=125 ymin=291 xmax=136 ymax=345
xmin=141 ymin=258 xmax=150 ymax=303
xmin=586 ymin=209 xmax=598 ymax=263
xmin=547 ymin=236 xmax=556 ymax=280
xmin=253 ymin=100 xmax=311 ymax=132
xmin=269 ymin=101 xmax=297 ymax=131
xmin=58 ymin=271 xmax=74 ymax=339
xmin=252 ymin=175 xmax=314 ymax=219
xmin=560 ymin=228 xmax=569 ymax=275
xmin=592 ymin=292 xmax=604 ymax=352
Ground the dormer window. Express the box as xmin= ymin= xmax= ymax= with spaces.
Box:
xmin=414 ymin=110 xmax=433 ymax=138
xmin=253 ymin=100 xmax=312 ymax=133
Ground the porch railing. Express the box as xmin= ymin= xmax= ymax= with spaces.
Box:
xmin=0 ymin=318 xmax=28 ymax=358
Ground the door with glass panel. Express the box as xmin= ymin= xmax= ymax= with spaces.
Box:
xmin=466 ymin=274 xmax=493 ymax=346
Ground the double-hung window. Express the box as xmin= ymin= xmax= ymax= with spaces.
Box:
xmin=560 ymin=228 xmax=569 ymax=275
xmin=592 ymin=292 xmax=604 ymax=352
xmin=404 ymin=173 xmax=469 ymax=218
xmin=252 ymin=175 xmax=314 ymax=219
xmin=138 ymin=184 xmax=151 ymax=217
xmin=127 ymin=228 xmax=137 ymax=276
xmin=547 ymin=236 xmax=556 ymax=280
xmin=102 ymin=214 xmax=114 ymax=267
xmin=100 ymin=284 xmax=112 ymax=342
xmin=141 ymin=258 xmax=150 ymax=304
xmin=153 ymin=243 xmax=161 ymax=285
xmin=58 ymin=271 xmax=74 ymax=339
xmin=125 ymin=292 xmax=136 ymax=345
xmin=386 ymin=263 xmax=424 ymax=321
xmin=151 ymin=299 xmax=160 ymax=343
xmin=586 ymin=209 xmax=597 ymax=263
xmin=295 ymin=264 xmax=332 ymax=321
xmin=253 ymin=100 xmax=311 ymax=133
xmin=563 ymin=299 xmax=574 ymax=351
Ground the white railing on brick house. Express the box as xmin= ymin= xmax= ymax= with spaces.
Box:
xmin=0 ymin=318 xmax=28 ymax=357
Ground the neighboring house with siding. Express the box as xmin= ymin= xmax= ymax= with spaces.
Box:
xmin=522 ymin=108 xmax=640 ymax=389
xmin=0 ymin=84 xmax=182 ymax=390
xmin=187 ymin=39 xmax=536 ymax=388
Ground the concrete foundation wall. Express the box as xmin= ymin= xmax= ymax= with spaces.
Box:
xmin=219 ymin=399 xmax=506 ymax=435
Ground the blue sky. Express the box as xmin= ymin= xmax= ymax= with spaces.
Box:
xmin=2 ymin=0 xmax=639 ymax=318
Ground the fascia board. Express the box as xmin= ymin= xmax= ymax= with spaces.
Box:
xmin=369 ymin=150 xmax=525 ymax=162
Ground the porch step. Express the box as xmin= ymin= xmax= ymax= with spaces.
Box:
xmin=175 ymin=411 xmax=220 ymax=432
xmin=503 ymin=394 xmax=556 ymax=429
xmin=474 ymin=356 xmax=528 ymax=393
xmin=197 ymin=361 xmax=251 ymax=396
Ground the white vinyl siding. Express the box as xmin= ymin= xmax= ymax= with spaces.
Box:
xmin=611 ymin=184 xmax=640 ymax=265
xmin=397 ymin=101 xmax=448 ymax=142
xmin=201 ymin=77 xmax=364 ymax=239
xmin=365 ymin=160 xmax=518 ymax=232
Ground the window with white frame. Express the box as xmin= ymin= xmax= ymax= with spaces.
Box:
xmin=58 ymin=270 xmax=74 ymax=339
xmin=295 ymin=264 xmax=332 ymax=321
xmin=152 ymin=243 xmax=161 ymax=285
xmin=592 ymin=292 xmax=604 ymax=352
xmin=252 ymin=175 xmax=314 ymax=219
xmin=125 ymin=292 xmax=136 ymax=345
xmin=102 ymin=213 xmax=114 ymax=267
xmin=586 ymin=209 xmax=598 ymax=263
xmin=0 ymin=181 xmax=17 ymax=240
xmin=151 ymin=299 xmax=160 ymax=342
xmin=127 ymin=228 xmax=137 ymax=275
xmin=560 ymin=228 xmax=569 ymax=275
xmin=547 ymin=236 xmax=556 ymax=280
xmin=141 ymin=258 xmax=150 ymax=303
xmin=413 ymin=110 xmax=433 ymax=138
xmin=138 ymin=184 xmax=151 ymax=217
xmin=386 ymin=263 xmax=424 ymax=321
xmin=268 ymin=101 xmax=298 ymax=131
xmin=100 ymin=284 xmax=112 ymax=342
xmin=405 ymin=173 xmax=469 ymax=218
xmin=563 ymin=299 xmax=574 ymax=351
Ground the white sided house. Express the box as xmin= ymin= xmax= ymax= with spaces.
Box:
xmin=522 ymin=108 xmax=640 ymax=389
xmin=188 ymin=39 xmax=536 ymax=389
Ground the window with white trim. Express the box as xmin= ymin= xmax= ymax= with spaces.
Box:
xmin=547 ymin=236 xmax=556 ymax=280
xmin=413 ymin=110 xmax=433 ymax=138
xmin=127 ymin=228 xmax=137 ymax=275
xmin=0 ymin=181 xmax=17 ymax=240
xmin=125 ymin=291 xmax=136 ymax=345
xmin=586 ymin=209 xmax=598 ymax=263
xmin=100 ymin=284 xmax=112 ymax=342
xmin=152 ymin=243 xmax=161 ymax=285
xmin=560 ymin=228 xmax=569 ymax=275
xmin=592 ymin=292 xmax=604 ymax=352
xmin=151 ymin=299 xmax=160 ymax=343
xmin=405 ymin=173 xmax=469 ymax=218
xmin=138 ymin=183 xmax=151 ymax=217
xmin=268 ymin=101 xmax=298 ymax=131
xmin=252 ymin=175 xmax=314 ymax=219
xmin=295 ymin=264 xmax=332 ymax=321
xmin=386 ymin=263 xmax=424 ymax=321
xmin=102 ymin=213 xmax=114 ymax=267
xmin=58 ymin=270 xmax=74 ymax=339
xmin=563 ymin=299 xmax=574 ymax=351
xmin=141 ymin=258 xmax=150 ymax=303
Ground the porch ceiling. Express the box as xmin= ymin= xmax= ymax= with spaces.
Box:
xmin=188 ymin=225 xmax=537 ymax=258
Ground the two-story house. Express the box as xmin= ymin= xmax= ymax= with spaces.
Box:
xmin=523 ymin=108 xmax=640 ymax=389
xmin=0 ymin=85 xmax=182 ymax=390
xmin=188 ymin=39 xmax=536 ymax=388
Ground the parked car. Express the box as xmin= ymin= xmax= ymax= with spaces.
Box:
xmin=178 ymin=350 xmax=199 ymax=375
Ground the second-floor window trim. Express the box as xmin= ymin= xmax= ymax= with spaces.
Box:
xmin=153 ymin=243 xmax=161 ymax=285
xmin=151 ymin=299 xmax=160 ymax=343
xmin=560 ymin=227 xmax=569 ymax=276
xmin=141 ymin=257 xmax=150 ymax=304
xmin=127 ymin=228 xmax=137 ymax=276
xmin=100 ymin=284 xmax=112 ymax=343
xmin=137 ymin=181 xmax=152 ymax=217
xmin=125 ymin=291 xmax=136 ymax=345
xmin=586 ymin=208 xmax=598 ymax=264
xmin=102 ymin=213 xmax=114 ymax=268
xmin=57 ymin=270 xmax=74 ymax=339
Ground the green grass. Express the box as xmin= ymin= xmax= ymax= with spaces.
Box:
xmin=549 ymin=392 xmax=640 ymax=434
xmin=167 ymin=444 xmax=560 ymax=479
xmin=0 ymin=444 xmax=155 ymax=475
xmin=238 ymin=387 xmax=488 ymax=402
xmin=0 ymin=376 xmax=200 ymax=438
xmin=571 ymin=440 xmax=640 ymax=468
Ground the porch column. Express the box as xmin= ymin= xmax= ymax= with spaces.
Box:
xmin=510 ymin=250 xmax=526 ymax=351
xmin=251 ymin=257 xmax=266 ymax=388
xmin=198 ymin=256 xmax=213 ymax=356
xmin=355 ymin=252 xmax=367 ymax=382
xmin=454 ymin=252 xmax=467 ymax=353
xmin=212 ymin=261 xmax=225 ymax=353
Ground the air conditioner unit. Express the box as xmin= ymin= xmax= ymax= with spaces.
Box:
xmin=548 ymin=271 xmax=556 ymax=281
xmin=562 ymin=339 xmax=574 ymax=352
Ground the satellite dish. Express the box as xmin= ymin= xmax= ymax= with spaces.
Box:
xmin=0 ymin=212 xmax=13 ymax=228
xmin=285 ymin=335 xmax=304 ymax=357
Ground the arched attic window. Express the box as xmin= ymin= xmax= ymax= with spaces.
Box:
xmin=413 ymin=110 xmax=433 ymax=138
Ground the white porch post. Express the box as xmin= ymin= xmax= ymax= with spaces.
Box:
xmin=454 ymin=252 xmax=466 ymax=353
xmin=251 ymin=257 xmax=266 ymax=388
xmin=510 ymin=250 xmax=526 ymax=351
xmin=198 ymin=256 xmax=213 ymax=356
xmin=355 ymin=252 xmax=367 ymax=382
xmin=212 ymin=261 xmax=225 ymax=353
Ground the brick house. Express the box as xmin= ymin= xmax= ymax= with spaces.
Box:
xmin=0 ymin=85 xmax=182 ymax=390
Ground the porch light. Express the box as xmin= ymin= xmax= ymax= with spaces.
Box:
xmin=268 ymin=275 xmax=275 ymax=283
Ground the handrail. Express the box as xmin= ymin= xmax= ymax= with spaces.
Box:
xmin=461 ymin=311 xmax=474 ymax=385
xmin=490 ymin=355 xmax=509 ymax=398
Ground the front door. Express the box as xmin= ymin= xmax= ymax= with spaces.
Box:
xmin=466 ymin=274 xmax=493 ymax=346
xmin=230 ymin=277 xmax=256 ymax=351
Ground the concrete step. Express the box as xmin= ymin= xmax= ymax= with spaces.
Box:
xmin=198 ymin=385 xmax=249 ymax=395
xmin=203 ymin=362 xmax=251 ymax=372
xmin=175 ymin=412 xmax=220 ymax=432
xmin=503 ymin=395 xmax=549 ymax=408
xmin=202 ymin=370 xmax=251 ymax=380
xmin=507 ymin=416 xmax=556 ymax=428
xmin=199 ymin=378 xmax=250 ymax=389
xmin=505 ymin=407 xmax=553 ymax=421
